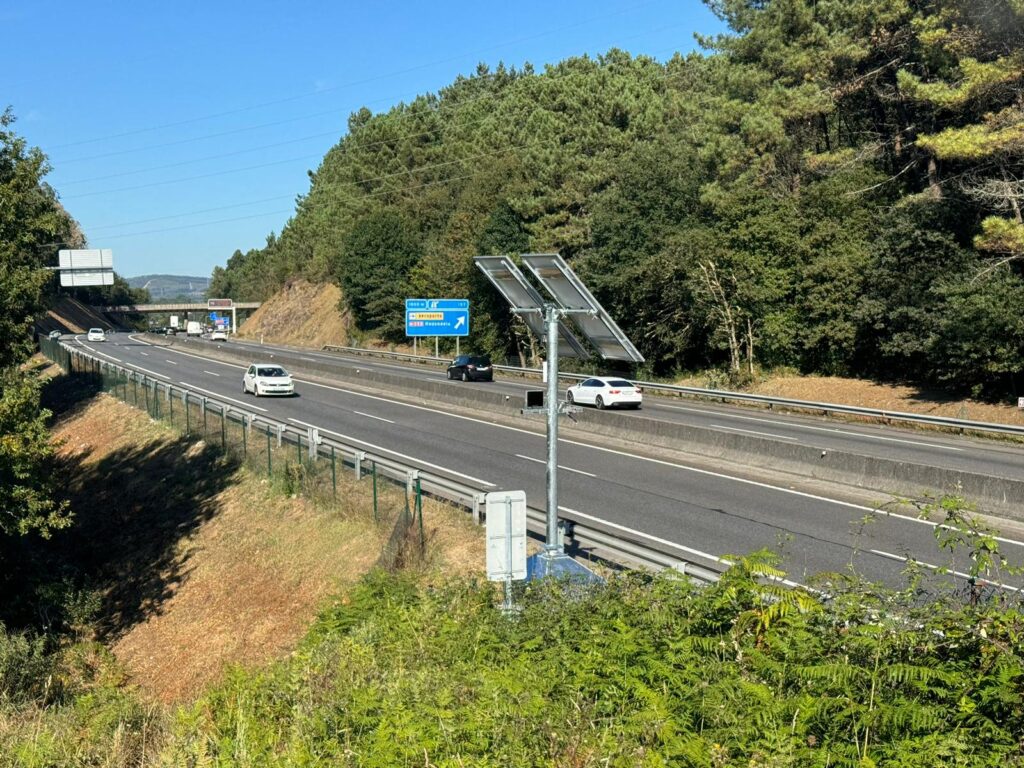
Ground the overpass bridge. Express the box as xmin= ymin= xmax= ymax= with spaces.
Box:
xmin=100 ymin=302 xmax=261 ymax=313
xmin=100 ymin=302 xmax=261 ymax=331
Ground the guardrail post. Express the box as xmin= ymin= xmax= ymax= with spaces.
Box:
xmin=372 ymin=461 xmax=378 ymax=522
xmin=473 ymin=493 xmax=485 ymax=525
xmin=184 ymin=391 xmax=190 ymax=436
xmin=415 ymin=474 xmax=424 ymax=552
xmin=220 ymin=406 xmax=226 ymax=449
xmin=355 ymin=451 xmax=366 ymax=480
xmin=241 ymin=415 xmax=247 ymax=457
xmin=330 ymin=445 xmax=337 ymax=497
xmin=277 ymin=424 xmax=284 ymax=448
xmin=201 ymin=397 xmax=207 ymax=434
xmin=168 ymin=386 xmax=174 ymax=424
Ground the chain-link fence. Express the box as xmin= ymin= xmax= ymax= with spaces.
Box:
xmin=39 ymin=336 xmax=428 ymax=569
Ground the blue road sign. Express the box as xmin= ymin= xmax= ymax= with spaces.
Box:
xmin=209 ymin=312 xmax=219 ymax=321
xmin=405 ymin=298 xmax=470 ymax=337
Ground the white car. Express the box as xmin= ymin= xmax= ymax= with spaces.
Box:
xmin=566 ymin=376 xmax=642 ymax=410
xmin=86 ymin=328 xmax=106 ymax=342
xmin=210 ymin=330 xmax=228 ymax=341
xmin=243 ymin=364 xmax=295 ymax=397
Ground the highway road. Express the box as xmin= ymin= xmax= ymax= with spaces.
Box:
xmin=225 ymin=337 xmax=1024 ymax=484
xmin=73 ymin=333 xmax=1024 ymax=592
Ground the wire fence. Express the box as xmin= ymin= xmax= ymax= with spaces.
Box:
xmin=40 ymin=336 xmax=427 ymax=570
xmin=38 ymin=336 xmax=727 ymax=582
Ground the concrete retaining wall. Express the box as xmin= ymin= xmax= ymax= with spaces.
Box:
xmin=150 ymin=335 xmax=1024 ymax=518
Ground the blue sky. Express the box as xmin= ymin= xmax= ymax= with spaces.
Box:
xmin=6 ymin=1 xmax=724 ymax=280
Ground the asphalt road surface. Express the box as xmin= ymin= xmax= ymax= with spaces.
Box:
xmin=73 ymin=333 xmax=1024 ymax=592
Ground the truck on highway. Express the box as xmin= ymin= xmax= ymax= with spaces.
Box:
xmin=186 ymin=321 xmax=202 ymax=337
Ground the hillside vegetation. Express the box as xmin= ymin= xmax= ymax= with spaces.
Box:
xmin=212 ymin=0 xmax=1024 ymax=399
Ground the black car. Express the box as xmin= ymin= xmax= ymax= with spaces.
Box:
xmin=446 ymin=355 xmax=493 ymax=382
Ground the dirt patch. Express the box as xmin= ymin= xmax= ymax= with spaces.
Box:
xmin=237 ymin=279 xmax=350 ymax=348
xmin=671 ymin=372 xmax=1024 ymax=427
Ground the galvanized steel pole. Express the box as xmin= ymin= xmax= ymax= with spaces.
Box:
xmin=545 ymin=304 xmax=560 ymax=554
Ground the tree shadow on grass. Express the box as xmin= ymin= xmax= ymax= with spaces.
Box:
xmin=9 ymin=369 xmax=242 ymax=641
xmin=53 ymin=435 xmax=240 ymax=642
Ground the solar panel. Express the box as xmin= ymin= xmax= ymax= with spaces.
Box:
xmin=474 ymin=256 xmax=590 ymax=359
xmin=520 ymin=253 xmax=644 ymax=363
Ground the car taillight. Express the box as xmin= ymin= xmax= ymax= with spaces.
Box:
xmin=610 ymin=389 xmax=621 ymax=394
xmin=636 ymin=386 xmax=643 ymax=393
xmin=468 ymin=364 xmax=476 ymax=369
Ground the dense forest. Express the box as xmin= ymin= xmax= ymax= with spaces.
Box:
xmin=211 ymin=0 xmax=1024 ymax=397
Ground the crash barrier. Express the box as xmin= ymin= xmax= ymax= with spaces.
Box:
xmin=39 ymin=336 xmax=724 ymax=583
xmin=322 ymin=344 xmax=1024 ymax=438
xmin=123 ymin=334 xmax=1024 ymax=517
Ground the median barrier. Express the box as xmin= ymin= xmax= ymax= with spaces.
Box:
xmin=146 ymin=335 xmax=1024 ymax=518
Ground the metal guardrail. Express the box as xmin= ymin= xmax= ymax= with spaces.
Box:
xmin=48 ymin=338 xmax=723 ymax=582
xmin=321 ymin=344 xmax=1024 ymax=438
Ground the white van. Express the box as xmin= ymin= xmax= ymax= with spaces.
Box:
xmin=186 ymin=321 xmax=202 ymax=337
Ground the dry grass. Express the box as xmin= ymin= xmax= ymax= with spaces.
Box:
xmin=47 ymin=379 xmax=490 ymax=704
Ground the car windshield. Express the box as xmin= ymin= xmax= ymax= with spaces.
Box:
xmin=89 ymin=328 xmax=102 ymax=333
xmin=257 ymin=367 xmax=287 ymax=377
xmin=607 ymin=380 xmax=634 ymax=387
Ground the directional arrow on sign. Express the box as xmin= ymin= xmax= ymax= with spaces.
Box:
xmin=454 ymin=316 xmax=465 ymax=330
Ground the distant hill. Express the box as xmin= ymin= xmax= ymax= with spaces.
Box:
xmin=127 ymin=274 xmax=210 ymax=302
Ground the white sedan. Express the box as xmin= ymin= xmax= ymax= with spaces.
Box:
xmin=210 ymin=330 xmax=228 ymax=341
xmin=242 ymin=364 xmax=295 ymax=397
xmin=86 ymin=328 xmax=106 ymax=342
xmin=566 ymin=377 xmax=642 ymax=410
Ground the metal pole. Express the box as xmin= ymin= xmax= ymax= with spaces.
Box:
xmin=372 ymin=461 xmax=378 ymax=521
xmin=435 ymin=336 xmax=438 ymax=358
xmin=331 ymin=445 xmax=337 ymax=497
xmin=456 ymin=337 xmax=460 ymax=356
xmin=505 ymin=496 xmax=514 ymax=611
xmin=545 ymin=305 xmax=560 ymax=554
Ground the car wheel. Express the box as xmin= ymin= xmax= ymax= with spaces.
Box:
xmin=243 ymin=382 xmax=248 ymax=394
xmin=633 ymin=403 xmax=642 ymax=410
xmin=566 ymin=391 xmax=574 ymax=404
xmin=595 ymin=395 xmax=605 ymax=410
xmin=254 ymin=386 xmax=260 ymax=397
xmin=447 ymin=369 xmax=453 ymax=380
xmin=462 ymin=371 xmax=469 ymax=382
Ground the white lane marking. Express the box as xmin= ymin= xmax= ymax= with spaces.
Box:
xmin=660 ymin=403 xmax=963 ymax=451
xmin=354 ymin=410 xmax=395 ymax=424
xmin=165 ymin=360 xmax=178 ymax=365
xmin=131 ymin=366 xmax=170 ymax=379
xmin=870 ymin=549 xmax=1021 ymax=592
xmin=181 ymin=383 xmax=267 ymax=412
xmin=203 ymin=371 xmax=221 ymax=377
xmin=299 ymin=357 xmax=317 ymax=362
xmin=515 ymin=454 xmax=595 ymax=477
xmin=73 ymin=338 xmax=122 ymax=363
xmin=287 ymin=417 xmax=495 ymax=487
xmin=711 ymin=424 xmax=798 ymax=441
xmin=296 ymin=378 xmax=543 ymax=437
xmin=139 ymin=351 xmax=149 ymax=356
xmin=559 ymin=505 xmax=809 ymax=588
xmin=126 ymin=339 xmax=1024 ymax=548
